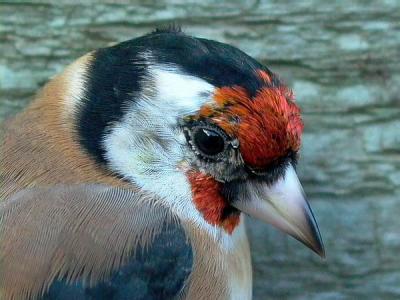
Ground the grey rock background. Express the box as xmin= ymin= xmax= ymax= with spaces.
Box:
xmin=1 ymin=0 xmax=399 ymax=299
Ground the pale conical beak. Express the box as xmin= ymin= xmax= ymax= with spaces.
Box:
xmin=232 ymin=165 xmax=325 ymax=257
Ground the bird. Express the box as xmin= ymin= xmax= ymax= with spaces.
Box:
xmin=0 ymin=27 xmax=324 ymax=300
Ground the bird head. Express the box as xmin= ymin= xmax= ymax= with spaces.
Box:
xmin=76 ymin=28 xmax=324 ymax=256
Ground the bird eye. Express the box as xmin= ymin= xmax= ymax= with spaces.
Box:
xmin=193 ymin=128 xmax=225 ymax=157
xmin=183 ymin=123 xmax=230 ymax=160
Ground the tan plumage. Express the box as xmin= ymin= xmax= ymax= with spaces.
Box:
xmin=183 ymin=223 xmax=251 ymax=299
xmin=0 ymin=52 xmax=252 ymax=300
xmin=0 ymin=185 xmax=173 ymax=299
xmin=0 ymin=53 xmax=125 ymax=201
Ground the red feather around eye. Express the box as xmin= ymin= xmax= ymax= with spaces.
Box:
xmin=204 ymin=84 xmax=303 ymax=169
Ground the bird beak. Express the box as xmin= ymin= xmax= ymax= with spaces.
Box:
xmin=231 ymin=165 xmax=325 ymax=257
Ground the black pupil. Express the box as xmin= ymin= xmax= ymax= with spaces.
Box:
xmin=194 ymin=128 xmax=225 ymax=156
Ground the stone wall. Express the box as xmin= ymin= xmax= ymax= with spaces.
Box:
xmin=1 ymin=1 xmax=399 ymax=299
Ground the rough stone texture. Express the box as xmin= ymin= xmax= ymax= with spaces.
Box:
xmin=1 ymin=1 xmax=399 ymax=299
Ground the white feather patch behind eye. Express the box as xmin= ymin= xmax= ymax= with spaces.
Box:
xmin=103 ymin=64 xmax=217 ymax=231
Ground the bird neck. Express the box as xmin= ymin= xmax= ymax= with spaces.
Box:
xmin=182 ymin=219 xmax=252 ymax=300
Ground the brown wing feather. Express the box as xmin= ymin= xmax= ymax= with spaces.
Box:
xmin=0 ymin=184 xmax=176 ymax=300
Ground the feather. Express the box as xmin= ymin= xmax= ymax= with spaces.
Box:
xmin=0 ymin=184 xmax=180 ymax=300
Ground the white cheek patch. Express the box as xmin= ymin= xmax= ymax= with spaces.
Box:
xmin=103 ymin=65 xmax=215 ymax=227
xmin=103 ymin=64 xmax=243 ymax=248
